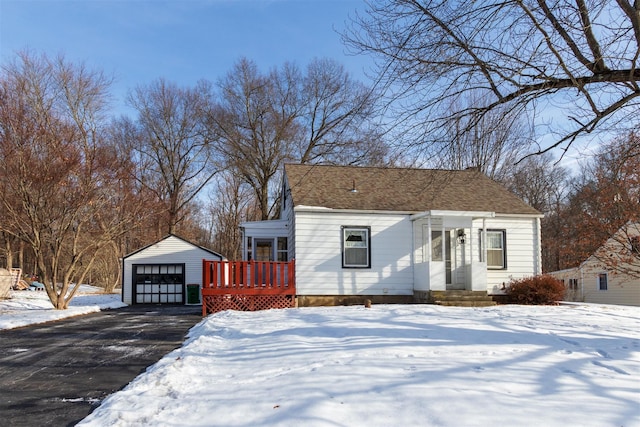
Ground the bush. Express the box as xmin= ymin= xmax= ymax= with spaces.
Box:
xmin=505 ymin=275 xmax=565 ymax=305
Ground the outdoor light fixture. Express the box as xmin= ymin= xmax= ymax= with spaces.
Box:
xmin=457 ymin=229 xmax=467 ymax=244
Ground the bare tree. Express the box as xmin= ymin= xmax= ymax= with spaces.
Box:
xmin=503 ymin=152 xmax=569 ymax=213
xmin=345 ymin=1 xmax=640 ymax=156
xmin=90 ymin=241 xmax=121 ymax=293
xmin=127 ymin=78 xmax=220 ymax=234
xmin=211 ymin=58 xmax=390 ymax=220
xmin=499 ymin=152 xmax=570 ymax=273
xmin=211 ymin=58 xmax=301 ymax=220
xmin=436 ymin=92 xmax=533 ymax=180
xmin=548 ymin=131 xmax=640 ymax=273
xmin=0 ymin=52 xmax=144 ymax=308
xmin=581 ymin=133 xmax=640 ymax=277
xmin=298 ymin=58 xmax=386 ymax=165
xmin=207 ymin=171 xmax=261 ymax=260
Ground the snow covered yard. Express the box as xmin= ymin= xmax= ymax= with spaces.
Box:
xmin=0 ymin=286 xmax=126 ymax=330
xmin=78 ymin=303 xmax=640 ymax=427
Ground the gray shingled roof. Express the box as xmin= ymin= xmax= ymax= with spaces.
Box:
xmin=284 ymin=164 xmax=541 ymax=216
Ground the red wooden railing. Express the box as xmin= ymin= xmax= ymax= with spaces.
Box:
xmin=201 ymin=259 xmax=296 ymax=315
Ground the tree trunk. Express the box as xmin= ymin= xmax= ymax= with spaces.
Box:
xmin=4 ymin=235 xmax=11 ymax=269
xmin=18 ymin=240 xmax=24 ymax=272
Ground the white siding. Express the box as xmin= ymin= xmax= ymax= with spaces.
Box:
xmin=475 ymin=217 xmax=539 ymax=294
xmin=580 ymin=263 xmax=640 ymax=306
xmin=548 ymin=268 xmax=582 ymax=302
xmin=122 ymin=236 xmax=222 ymax=305
xmin=412 ymin=217 xmax=444 ymax=291
xmin=553 ymin=259 xmax=640 ymax=306
xmin=294 ymin=211 xmax=414 ymax=295
xmin=547 ymin=223 xmax=640 ymax=306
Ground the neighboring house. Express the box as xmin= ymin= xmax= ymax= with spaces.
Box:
xmin=122 ymin=234 xmax=225 ymax=305
xmin=241 ymin=164 xmax=543 ymax=305
xmin=548 ymin=223 xmax=640 ymax=306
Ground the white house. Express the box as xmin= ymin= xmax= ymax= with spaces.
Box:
xmin=241 ymin=164 xmax=543 ymax=305
xmin=548 ymin=223 xmax=640 ymax=306
xmin=122 ymin=234 xmax=225 ymax=305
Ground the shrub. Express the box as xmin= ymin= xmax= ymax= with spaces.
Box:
xmin=505 ymin=275 xmax=565 ymax=305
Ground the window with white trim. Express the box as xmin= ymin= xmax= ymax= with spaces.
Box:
xmin=246 ymin=236 xmax=253 ymax=260
xmin=277 ymin=237 xmax=288 ymax=262
xmin=480 ymin=229 xmax=507 ymax=269
xmin=342 ymin=226 xmax=371 ymax=268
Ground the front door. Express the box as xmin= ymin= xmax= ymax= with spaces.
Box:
xmin=447 ymin=229 xmax=467 ymax=290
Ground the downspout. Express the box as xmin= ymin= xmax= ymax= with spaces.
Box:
xmin=442 ymin=222 xmax=446 ymax=287
xmin=580 ymin=267 xmax=584 ymax=302
xmin=469 ymin=222 xmax=473 ymax=289
xmin=427 ymin=216 xmax=432 ymax=262
xmin=536 ymin=217 xmax=542 ymax=275
xmin=427 ymin=216 xmax=432 ymax=292
xmin=482 ymin=218 xmax=487 ymax=265
xmin=410 ymin=216 xmax=415 ymax=295
xmin=120 ymin=257 xmax=125 ymax=304
xmin=240 ymin=227 xmax=246 ymax=261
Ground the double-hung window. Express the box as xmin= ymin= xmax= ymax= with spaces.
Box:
xmin=277 ymin=237 xmax=288 ymax=262
xmin=342 ymin=226 xmax=371 ymax=268
xmin=480 ymin=229 xmax=507 ymax=269
xmin=598 ymin=273 xmax=608 ymax=291
xmin=569 ymin=278 xmax=578 ymax=290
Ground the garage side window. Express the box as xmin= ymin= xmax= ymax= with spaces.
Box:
xmin=342 ymin=226 xmax=371 ymax=268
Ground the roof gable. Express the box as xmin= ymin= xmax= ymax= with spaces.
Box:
xmin=284 ymin=164 xmax=540 ymax=215
xmin=587 ymin=222 xmax=640 ymax=264
xmin=123 ymin=234 xmax=225 ymax=260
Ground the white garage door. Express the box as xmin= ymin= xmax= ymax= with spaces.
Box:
xmin=133 ymin=264 xmax=185 ymax=304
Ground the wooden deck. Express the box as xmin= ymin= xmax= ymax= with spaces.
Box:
xmin=201 ymin=259 xmax=296 ymax=315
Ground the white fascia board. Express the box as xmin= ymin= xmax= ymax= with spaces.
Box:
xmin=240 ymin=219 xmax=288 ymax=230
xmin=293 ymin=205 xmax=412 ymax=215
xmin=497 ymin=212 xmax=545 ymax=219
xmin=293 ymin=205 xmax=333 ymax=212
xmin=547 ymin=266 xmax=581 ymax=275
xmin=409 ymin=210 xmax=496 ymax=221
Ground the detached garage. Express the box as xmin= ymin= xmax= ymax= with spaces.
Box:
xmin=122 ymin=234 xmax=225 ymax=305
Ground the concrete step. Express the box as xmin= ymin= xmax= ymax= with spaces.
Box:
xmin=435 ymin=300 xmax=497 ymax=307
xmin=430 ymin=290 xmax=496 ymax=307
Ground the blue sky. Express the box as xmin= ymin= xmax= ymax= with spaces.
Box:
xmin=0 ymin=0 xmax=372 ymax=115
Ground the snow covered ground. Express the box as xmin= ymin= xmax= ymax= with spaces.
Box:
xmin=75 ymin=303 xmax=640 ymax=427
xmin=1 ymin=289 xmax=637 ymax=426
xmin=0 ymin=286 xmax=126 ymax=330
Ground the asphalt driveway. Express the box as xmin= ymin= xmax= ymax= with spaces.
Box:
xmin=0 ymin=304 xmax=203 ymax=427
